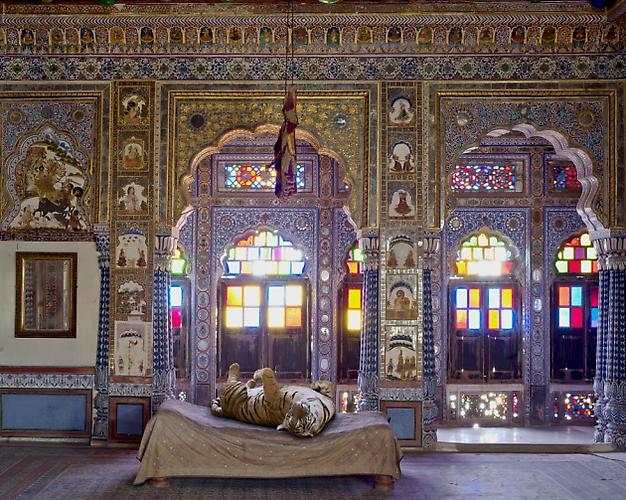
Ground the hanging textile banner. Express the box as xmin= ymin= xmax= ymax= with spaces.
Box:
xmin=272 ymin=85 xmax=298 ymax=199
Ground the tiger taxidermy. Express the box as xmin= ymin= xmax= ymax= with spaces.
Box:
xmin=211 ymin=363 xmax=335 ymax=437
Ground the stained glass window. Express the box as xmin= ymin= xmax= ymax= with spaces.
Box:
xmin=450 ymin=283 xmax=519 ymax=381
xmin=220 ymin=230 xmax=309 ymax=380
xmin=554 ymin=232 xmax=598 ymax=275
xmin=340 ymin=241 xmax=364 ymax=381
xmin=553 ymin=393 xmax=595 ymax=422
xmin=224 ymin=230 xmax=305 ymax=277
xmin=169 ymin=247 xmax=188 ymax=276
xmin=451 ymin=162 xmax=521 ymax=192
xmin=169 ymin=285 xmax=183 ymax=328
xmin=550 ymin=162 xmax=581 ymax=191
xmin=552 ymin=232 xmax=598 ymax=382
xmin=346 ymin=242 xmax=364 ymax=275
xmin=169 ymin=279 xmax=191 ymax=382
xmin=455 ymin=233 xmax=514 ymax=277
xmin=448 ymin=391 xmax=521 ymax=423
xmin=223 ymin=163 xmax=305 ymax=191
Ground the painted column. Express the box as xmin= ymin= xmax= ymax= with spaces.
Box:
xmin=92 ymin=223 xmax=110 ymax=440
xmin=151 ymin=228 xmax=178 ymax=414
xmin=357 ymin=228 xmax=380 ymax=411
xmin=596 ymin=234 xmax=626 ymax=448
xmin=593 ymin=237 xmax=608 ymax=442
xmin=421 ymin=233 xmax=440 ymax=447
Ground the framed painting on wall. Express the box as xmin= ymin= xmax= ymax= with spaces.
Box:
xmin=15 ymin=252 xmax=77 ymax=338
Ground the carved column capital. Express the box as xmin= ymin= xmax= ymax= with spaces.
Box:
xmin=593 ymin=232 xmax=626 ymax=271
xmin=154 ymin=227 xmax=179 ymax=271
xmin=357 ymin=227 xmax=380 ymax=271
xmin=419 ymin=231 xmax=441 ymax=270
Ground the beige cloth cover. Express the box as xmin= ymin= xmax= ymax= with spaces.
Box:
xmin=134 ymin=399 xmax=402 ymax=485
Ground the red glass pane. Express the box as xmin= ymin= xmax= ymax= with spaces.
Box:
xmin=171 ymin=308 xmax=182 ymax=328
xmin=571 ymin=307 xmax=583 ymax=328
xmin=568 ymin=260 xmax=580 ymax=273
xmin=590 ymin=287 xmax=599 ymax=308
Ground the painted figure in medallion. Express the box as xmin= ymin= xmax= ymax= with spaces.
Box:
xmin=118 ymin=181 xmax=148 ymax=214
xmin=388 ymin=142 xmax=415 ymax=173
xmin=116 ymin=229 xmax=148 ymax=269
xmin=121 ymin=94 xmax=148 ymax=125
xmin=9 ymin=139 xmax=88 ymax=231
xmin=121 ymin=137 xmax=146 ymax=170
xmin=388 ymin=188 xmax=416 ymax=219
xmin=389 ymin=98 xmax=415 ymax=126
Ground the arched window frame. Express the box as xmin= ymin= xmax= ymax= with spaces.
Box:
xmin=448 ymin=230 xmax=521 ymax=382
xmin=218 ymin=228 xmax=310 ymax=381
xmin=551 ymin=232 xmax=598 ymax=382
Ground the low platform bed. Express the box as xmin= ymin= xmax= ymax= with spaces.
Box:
xmin=134 ymin=399 xmax=402 ymax=490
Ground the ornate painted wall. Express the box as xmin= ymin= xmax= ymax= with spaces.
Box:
xmin=0 ymin=0 xmax=623 ymax=444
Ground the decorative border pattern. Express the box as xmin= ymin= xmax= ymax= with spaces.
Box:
xmin=0 ymin=372 xmax=94 ymax=390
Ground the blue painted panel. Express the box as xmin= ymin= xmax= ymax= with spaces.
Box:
xmin=1 ymin=393 xmax=86 ymax=431
xmin=387 ymin=407 xmax=415 ymax=440
xmin=116 ymin=403 xmax=144 ymax=436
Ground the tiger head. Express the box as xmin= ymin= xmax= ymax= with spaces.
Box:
xmin=277 ymin=401 xmax=315 ymax=437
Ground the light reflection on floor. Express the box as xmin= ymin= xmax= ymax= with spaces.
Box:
xmin=437 ymin=426 xmax=596 ymax=444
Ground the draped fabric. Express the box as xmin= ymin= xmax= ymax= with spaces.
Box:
xmin=134 ymin=399 xmax=402 ymax=485
xmin=272 ymin=85 xmax=298 ymax=199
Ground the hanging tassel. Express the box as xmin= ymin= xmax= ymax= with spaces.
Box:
xmin=272 ymin=85 xmax=298 ymax=199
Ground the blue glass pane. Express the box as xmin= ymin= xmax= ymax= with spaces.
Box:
xmin=501 ymin=310 xmax=513 ymax=330
xmin=226 ymin=261 xmax=240 ymax=274
xmin=169 ymin=286 xmax=183 ymax=307
xmin=468 ymin=310 xmax=481 ymax=330
xmin=559 ymin=308 xmax=570 ymax=328
xmin=291 ymin=262 xmax=305 ymax=275
xmin=590 ymin=307 xmax=599 ymax=328
xmin=571 ymin=286 xmax=583 ymax=307
xmin=455 ymin=288 xmax=468 ymax=308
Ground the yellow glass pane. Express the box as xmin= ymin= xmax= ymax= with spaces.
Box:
xmin=347 ymin=261 xmax=359 ymax=274
xmin=285 ymin=307 xmax=302 ymax=328
xmin=494 ymin=247 xmax=507 ymax=261
xmin=501 ymin=288 xmax=513 ymax=308
xmin=456 ymin=309 xmax=467 ymax=329
xmin=580 ymin=233 xmax=591 ymax=246
xmin=285 ymin=285 xmax=302 ymax=306
xmin=478 ymin=234 xmax=489 ymax=247
xmin=469 ymin=288 xmax=480 ymax=308
xmin=252 ymin=260 xmax=266 ymax=275
xmin=555 ymin=260 xmax=568 ymax=273
xmin=467 ymin=261 xmax=478 ymax=275
xmin=488 ymin=309 xmax=500 ymax=329
xmin=265 ymin=261 xmax=278 ymax=275
xmin=268 ymin=286 xmax=285 ymax=306
xmin=581 ymin=260 xmax=592 ymax=273
xmin=243 ymin=286 xmax=260 ymax=306
xmin=348 ymin=288 xmax=362 ymax=309
xmin=266 ymin=233 xmax=278 ymax=247
xmin=241 ymin=261 xmax=253 ymax=274
xmin=226 ymin=286 xmax=242 ymax=306
xmin=243 ymin=307 xmax=260 ymax=327
xmin=456 ymin=261 xmax=467 ymax=275
xmin=461 ymin=247 xmax=472 ymax=260
xmin=254 ymin=232 xmax=266 ymax=247
xmin=267 ymin=307 xmax=285 ymax=328
xmin=278 ymin=261 xmax=291 ymax=275
xmin=347 ymin=310 xmax=361 ymax=331
xmin=225 ymin=307 xmax=243 ymax=328
xmin=563 ymin=247 xmax=575 ymax=260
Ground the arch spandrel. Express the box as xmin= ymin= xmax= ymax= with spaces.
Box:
xmin=428 ymin=83 xmax=618 ymax=231
xmin=165 ymin=86 xmax=375 ymax=229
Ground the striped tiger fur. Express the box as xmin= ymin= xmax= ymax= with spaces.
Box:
xmin=211 ymin=363 xmax=335 ymax=437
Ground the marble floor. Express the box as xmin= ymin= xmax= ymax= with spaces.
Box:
xmin=2 ymin=444 xmax=626 ymax=499
xmin=438 ymin=426 xmax=596 ymax=444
